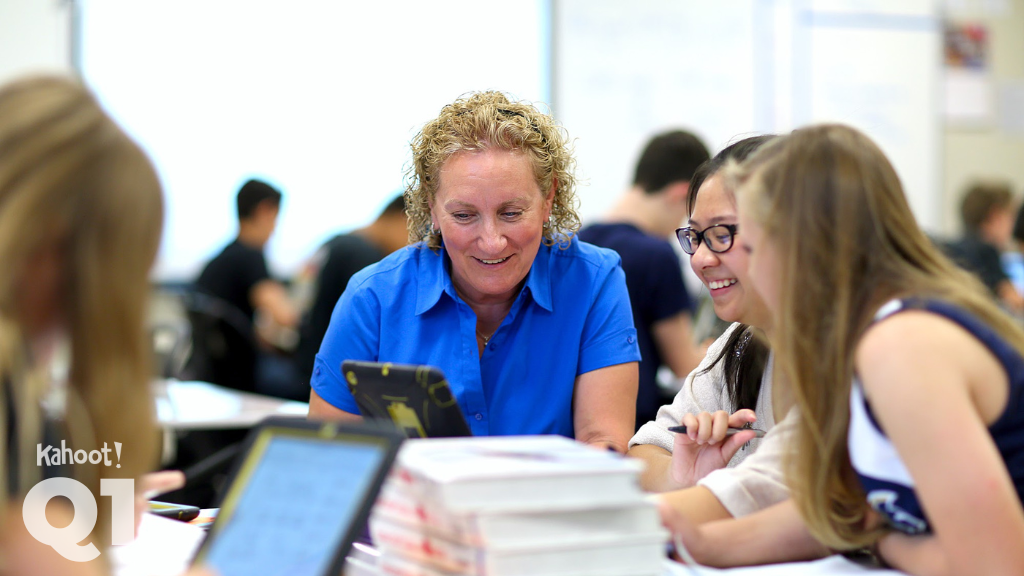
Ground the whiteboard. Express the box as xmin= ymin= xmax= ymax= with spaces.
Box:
xmin=78 ymin=0 xmax=550 ymax=281
xmin=555 ymin=0 xmax=942 ymax=230
xmin=554 ymin=0 xmax=762 ymax=223
xmin=77 ymin=0 xmax=943 ymax=281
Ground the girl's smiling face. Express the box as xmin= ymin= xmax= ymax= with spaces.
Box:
xmin=688 ymin=174 xmax=770 ymax=328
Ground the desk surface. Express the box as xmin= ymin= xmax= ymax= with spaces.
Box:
xmin=665 ymin=556 xmax=904 ymax=575
xmin=154 ymin=379 xmax=308 ymax=430
xmin=130 ymin=397 xmax=910 ymax=576
xmin=113 ymin=517 xmax=904 ymax=576
xmin=111 ymin=513 xmax=206 ymax=576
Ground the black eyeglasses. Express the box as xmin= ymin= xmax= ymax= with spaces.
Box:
xmin=675 ymin=224 xmax=738 ymax=255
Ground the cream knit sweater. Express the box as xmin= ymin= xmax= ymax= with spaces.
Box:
xmin=628 ymin=322 xmax=793 ymax=517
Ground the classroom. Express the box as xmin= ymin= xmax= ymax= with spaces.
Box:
xmin=1 ymin=1 xmax=1023 ymax=575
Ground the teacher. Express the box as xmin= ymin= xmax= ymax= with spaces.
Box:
xmin=308 ymin=91 xmax=640 ymax=450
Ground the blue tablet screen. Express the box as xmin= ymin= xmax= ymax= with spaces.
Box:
xmin=201 ymin=434 xmax=387 ymax=576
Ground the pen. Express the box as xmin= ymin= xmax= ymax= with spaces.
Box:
xmin=667 ymin=425 xmax=767 ymax=438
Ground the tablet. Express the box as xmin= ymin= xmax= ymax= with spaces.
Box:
xmin=342 ymin=360 xmax=473 ymax=438
xmin=192 ymin=417 xmax=403 ymax=576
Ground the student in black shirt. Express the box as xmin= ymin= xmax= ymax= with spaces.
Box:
xmin=195 ymin=180 xmax=302 ymax=397
xmin=579 ymin=130 xmax=709 ymax=428
xmin=293 ymin=194 xmax=408 ymax=386
xmin=195 ymin=179 xmax=298 ymax=328
xmin=945 ymin=180 xmax=1023 ymax=314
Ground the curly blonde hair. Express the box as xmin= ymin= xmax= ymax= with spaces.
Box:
xmin=405 ymin=91 xmax=580 ymax=250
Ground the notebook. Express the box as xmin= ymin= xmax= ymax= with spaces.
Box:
xmin=342 ymin=360 xmax=473 ymax=438
xmin=191 ymin=416 xmax=403 ymax=576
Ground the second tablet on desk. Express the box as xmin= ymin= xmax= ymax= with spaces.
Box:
xmin=342 ymin=360 xmax=473 ymax=438
xmin=191 ymin=416 xmax=404 ymax=576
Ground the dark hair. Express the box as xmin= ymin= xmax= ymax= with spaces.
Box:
xmin=632 ymin=130 xmax=710 ymax=194
xmin=1013 ymin=201 xmax=1024 ymax=244
xmin=687 ymin=134 xmax=777 ymax=217
xmin=236 ymin=179 xmax=282 ymax=219
xmin=689 ymin=134 xmax=776 ymax=412
xmin=960 ymin=180 xmax=1012 ymax=235
xmin=380 ymin=193 xmax=406 ymax=217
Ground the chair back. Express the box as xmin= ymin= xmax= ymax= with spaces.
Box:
xmin=176 ymin=289 xmax=259 ymax=393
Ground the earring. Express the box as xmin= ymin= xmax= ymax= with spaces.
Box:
xmin=430 ymin=223 xmax=440 ymax=235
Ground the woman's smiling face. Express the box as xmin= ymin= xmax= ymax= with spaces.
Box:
xmin=687 ymin=174 xmax=770 ymax=328
xmin=431 ymin=148 xmax=554 ymax=307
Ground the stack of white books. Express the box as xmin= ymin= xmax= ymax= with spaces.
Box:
xmin=369 ymin=435 xmax=668 ymax=576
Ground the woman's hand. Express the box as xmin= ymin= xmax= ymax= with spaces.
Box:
xmin=658 ymin=497 xmax=829 ymax=568
xmin=876 ymin=533 xmax=949 ymax=576
xmin=658 ymin=495 xmax=709 ymax=565
xmin=670 ymin=409 xmax=758 ymax=486
xmin=134 ymin=470 xmax=186 ymax=537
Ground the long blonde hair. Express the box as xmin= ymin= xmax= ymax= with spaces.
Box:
xmin=405 ymin=91 xmax=579 ymax=250
xmin=732 ymin=124 xmax=1024 ymax=549
xmin=0 ymin=76 xmax=162 ymax=546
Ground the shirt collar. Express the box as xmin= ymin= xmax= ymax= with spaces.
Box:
xmin=522 ymin=243 xmax=553 ymax=312
xmin=414 ymin=243 xmax=554 ymax=315
xmin=415 ymin=245 xmax=449 ymax=315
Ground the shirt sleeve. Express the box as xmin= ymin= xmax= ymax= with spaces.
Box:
xmin=239 ymin=248 xmax=271 ymax=294
xmin=307 ymin=242 xmax=383 ymax=355
xmin=946 ymin=238 xmax=1009 ymax=295
xmin=628 ymin=323 xmax=739 ymax=450
xmin=977 ymin=242 xmax=1010 ymax=293
xmin=577 ymin=263 xmax=642 ymax=375
xmin=696 ymin=408 xmax=796 ymax=517
xmin=309 ymin=279 xmax=382 ymax=413
xmin=648 ymin=243 xmax=693 ymax=321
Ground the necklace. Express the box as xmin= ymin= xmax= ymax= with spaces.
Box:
xmin=476 ymin=328 xmax=495 ymax=345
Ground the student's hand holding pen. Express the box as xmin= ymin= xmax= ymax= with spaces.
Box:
xmin=137 ymin=471 xmax=222 ymax=576
xmin=134 ymin=470 xmax=186 ymax=538
xmin=668 ymin=409 xmax=761 ymax=487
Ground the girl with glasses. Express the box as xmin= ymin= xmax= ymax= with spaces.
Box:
xmin=666 ymin=124 xmax=1024 ymax=575
xmin=628 ymin=135 xmax=796 ymax=525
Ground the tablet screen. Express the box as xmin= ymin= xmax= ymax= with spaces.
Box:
xmin=198 ymin=431 xmax=388 ymax=576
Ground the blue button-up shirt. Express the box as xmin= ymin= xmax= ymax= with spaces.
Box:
xmin=310 ymin=238 xmax=640 ymax=437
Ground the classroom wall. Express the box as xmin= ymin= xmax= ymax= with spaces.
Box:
xmin=556 ymin=0 xmax=944 ymax=233
xmin=942 ymin=0 xmax=1024 ymax=234
xmin=2 ymin=1 xmax=1022 ymax=240
xmin=0 ymin=0 xmax=71 ymax=83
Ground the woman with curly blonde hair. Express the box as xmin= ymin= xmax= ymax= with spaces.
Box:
xmin=310 ymin=91 xmax=640 ymax=450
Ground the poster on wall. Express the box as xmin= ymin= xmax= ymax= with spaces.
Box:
xmin=943 ymin=22 xmax=992 ymax=126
